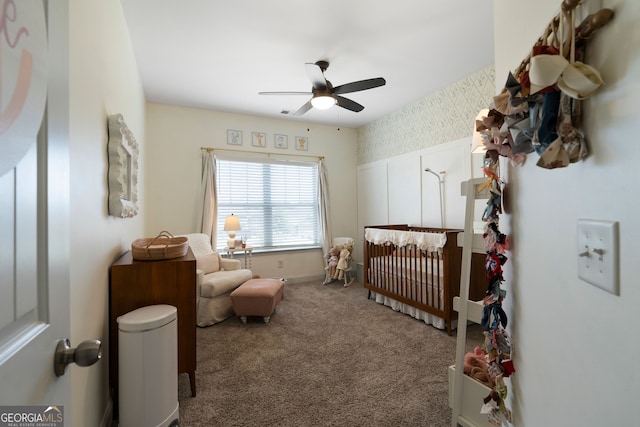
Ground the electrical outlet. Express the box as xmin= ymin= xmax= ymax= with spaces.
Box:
xmin=277 ymin=260 xmax=284 ymax=268
xmin=577 ymin=219 xmax=619 ymax=295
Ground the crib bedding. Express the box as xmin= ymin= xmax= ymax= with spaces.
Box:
xmin=369 ymin=291 xmax=448 ymax=330
xmin=364 ymin=225 xmax=466 ymax=334
xmin=364 ymin=227 xmax=447 ymax=253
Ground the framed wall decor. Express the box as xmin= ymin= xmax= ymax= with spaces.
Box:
xmin=252 ymin=132 xmax=266 ymax=147
xmin=227 ymin=129 xmax=242 ymax=145
xmin=107 ymin=113 xmax=139 ymax=218
xmin=295 ymin=136 xmax=308 ymax=151
xmin=274 ymin=134 xmax=288 ymax=149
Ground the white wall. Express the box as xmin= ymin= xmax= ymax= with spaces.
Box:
xmin=387 ymin=154 xmax=422 ymax=226
xmin=495 ymin=0 xmax=639 ymax=425
xmin=356 ymin=137 xmax=475 ymax=251
xmin=69 ymin=0 xmax=146 ymax=425
xmin=145 ymin=103 xmax=358 ymax=280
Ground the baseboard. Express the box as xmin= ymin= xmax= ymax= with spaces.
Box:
xmin=275 ymin=272 xmax=325 ymax=284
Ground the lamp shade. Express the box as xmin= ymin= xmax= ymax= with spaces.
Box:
xmin=311 ymin=94 xmax=336 ymax=110
xmin=224 ymin=214 xmax=241 ymax=249
xmin=471 ymin=108 xmax=490 ymax=154
xmin=224 ymin=214 xmax=241 ymax=231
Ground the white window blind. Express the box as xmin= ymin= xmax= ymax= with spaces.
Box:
xmin=216 ymin=157 xmax=320 ymax=251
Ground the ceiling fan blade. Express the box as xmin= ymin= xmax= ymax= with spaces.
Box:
xmin=305 ymin=62 xmax=327 ymax=89
xmin=259 ymin=91 xmax=312 ymax=95
xmin=333 ymin=77 xmax=386 ymax=95
xmin=336 ymin=95 xmax=364 ymax=112
xmin=293 ymin=100 xmax=313 ymax=116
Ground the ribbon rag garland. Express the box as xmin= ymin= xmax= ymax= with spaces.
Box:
xmin=476 ymin=155 xmax=515 ymax=426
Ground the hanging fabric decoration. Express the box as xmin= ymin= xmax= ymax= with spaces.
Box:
xmin=479 ymin=3 xmax=613 ymax=170
xmin=475 ymin=154 xmax=514 ymax=426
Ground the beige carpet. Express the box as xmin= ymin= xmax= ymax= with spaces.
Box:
xmin=178 ymin=280 xmax=483 ymax=426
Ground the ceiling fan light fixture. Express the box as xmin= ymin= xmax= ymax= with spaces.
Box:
xmin=311 ymin=94 xmax=336 ymax=110
xmin=259 ymin=61 xmax=385 ymax=115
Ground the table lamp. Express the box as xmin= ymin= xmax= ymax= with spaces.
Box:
xmin=224 ymin=214 xmax=241 ymax=249
xmin=471 ymin=108 xmax=490 ymax=154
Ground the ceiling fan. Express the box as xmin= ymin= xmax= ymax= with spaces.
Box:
xmin=259 ymin=60 xmax=386 ymax=116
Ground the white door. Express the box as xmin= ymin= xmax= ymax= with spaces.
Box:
xmin=0 ymin=0 xmax=71 ymax=418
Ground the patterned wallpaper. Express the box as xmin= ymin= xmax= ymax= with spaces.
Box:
xmin=357 ymin=65 xmax=495 ymax=165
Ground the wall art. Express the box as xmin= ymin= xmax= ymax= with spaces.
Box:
xmin=274 ymin=134 xmax=288 ymax=149
xmin=107 ymin=113 xmax=139 ymax=218
xmin=252 ymin=132 xmax=266 ymax=148
xmin=227 ymin=129 xmax=242 ymax=145
xmin=295 ymin=136 xmax=308 ymax=151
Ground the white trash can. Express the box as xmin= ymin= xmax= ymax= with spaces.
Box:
xmin=118 ymin=304 xmax=179 ymax=427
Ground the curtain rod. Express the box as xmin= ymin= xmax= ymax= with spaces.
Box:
xmin=200 ymin=147 xmax=324 ymax=161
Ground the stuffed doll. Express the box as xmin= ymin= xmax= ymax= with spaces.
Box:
xmin=325 ymin=245 xmax=340 ymax=278
xmin=334 ymin=243 xmax=352 ymax=280
xmin=463 ymin=346 xmax=494 ymax=388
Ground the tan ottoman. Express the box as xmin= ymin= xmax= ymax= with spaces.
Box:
xmin=230 ymin=278 xmax=285 ymax=324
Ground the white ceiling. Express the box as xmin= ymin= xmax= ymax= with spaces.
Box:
xmin=121 ymin=0 xmax=495 ymax=129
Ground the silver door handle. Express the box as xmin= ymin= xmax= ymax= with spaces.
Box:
xmin=54 ymin=338 xmax=102 ymax=377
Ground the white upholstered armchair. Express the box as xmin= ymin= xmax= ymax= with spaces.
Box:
xmin=182 ymin=233 xmax=252 ymax=326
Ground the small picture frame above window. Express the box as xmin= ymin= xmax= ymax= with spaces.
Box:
xmin=227 ymin=129 xmax=242 ymax=145
xmin=107 ymin=113 xmax=139 ymax=218
xmin=295 ymin=136 xmax=308 ymax=151
xmin=274 ymin=134 xmax=288 ymax=149
xmin=252 ymin=132 xmax=266 ymax=148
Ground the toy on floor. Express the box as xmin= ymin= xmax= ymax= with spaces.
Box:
xmin=334 ymin=242 xmax=352 ymax=280
xmin=323 ymin=241 xmax=355 ymax=287
xmin=324 ymin=245 xmax=340 ymax=279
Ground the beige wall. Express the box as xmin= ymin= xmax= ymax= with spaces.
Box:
xmin=495 ymin=0 xmax=638 ymax=425
xmin=144 ymin=103 xmax=358 ymax=280
xmin=69 ymin=0 xmax=146 ymax=425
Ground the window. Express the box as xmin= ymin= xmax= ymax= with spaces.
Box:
xmin=216 ymin=157 xmax=320 ymax=251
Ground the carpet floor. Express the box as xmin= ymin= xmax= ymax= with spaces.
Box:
xmin=177 ymin=280 xmax=483 ymax=427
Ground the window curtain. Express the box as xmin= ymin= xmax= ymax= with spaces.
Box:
xmin=198 ymin=151 xmax=217 ymax=244
xmin=318 ymin=159 xmax=332 ymax=256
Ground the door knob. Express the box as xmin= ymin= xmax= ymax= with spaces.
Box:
xmin=54 ymin=338 xmax=102 ymax=377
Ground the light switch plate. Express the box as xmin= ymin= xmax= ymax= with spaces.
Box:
xmin=577 ymin=219 xmax=619 ymax=295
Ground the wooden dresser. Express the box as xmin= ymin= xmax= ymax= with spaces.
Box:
xmin=109 ymin=248 xmax=197 ymax=414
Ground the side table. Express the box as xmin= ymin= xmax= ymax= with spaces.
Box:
xmin=224 ymin=245 xmax=253 ymax=269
